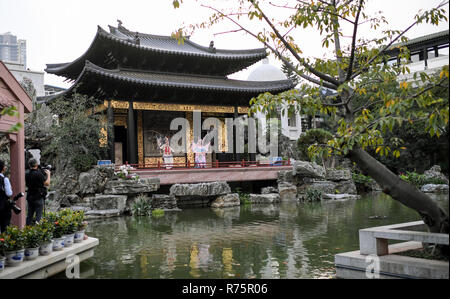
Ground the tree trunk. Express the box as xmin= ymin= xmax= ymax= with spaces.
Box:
xmin=348 ymin=148 xmax=449 ymax=235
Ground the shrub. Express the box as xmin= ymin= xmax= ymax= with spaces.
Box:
xmin=74 ymin=210 xmax=88 ymax=231
xmin=45 ymin=211 xmax=65 ymax=239
xmin=37 ymin=219 xmax=54 ymax=244
xmin=72 ymin=153 xmax=96 ymax=172
xmin=352 ymin=172 xmax=374 ymax=188
xmin=399 ymin=171 xmax=447 ymax=188
xmin=304 ymin=188 xmax=323 ymax=202
xmin=23 ymin=226 xmax=41 ymax=248
xmin=3 ymin=226 xmax=25 ymax=251
xmin=0 ymin=233 xmax=8 ymax=256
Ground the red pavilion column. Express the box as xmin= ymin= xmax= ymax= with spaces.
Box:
xmin=9 ymin=104 xmax=26 ymax=228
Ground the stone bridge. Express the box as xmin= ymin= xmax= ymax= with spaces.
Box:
xmin=134 ymin=166 xmax=292 ymax=185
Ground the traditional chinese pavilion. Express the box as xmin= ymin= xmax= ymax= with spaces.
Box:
xmin=45 ymin=23 xmax=294 ymax=166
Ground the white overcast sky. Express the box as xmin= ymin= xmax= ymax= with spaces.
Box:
xmin=0 ymin=0 xmax=448 ymax=88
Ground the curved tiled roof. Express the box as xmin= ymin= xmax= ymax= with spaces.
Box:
xmin=41 ymin=61 xmax=294 ymax=105
xmin=109 ymin=25 xmax=267 ymax=58
xmin=84 ymin=61 xmax=293 ymax=92
xmin=82 ymin=61 xmax=293 ymax=93
xmin=386 ymin=29 xmax=449 ymax=55
xmin=46 ymin=25 xmax=268 ymax=79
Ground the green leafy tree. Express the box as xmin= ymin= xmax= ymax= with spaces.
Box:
xmin=297 ymin=128 xmax=334 ymax=167
xmin=42 ymin=93 xmax=108 ymax=173
xmin=173 ymin=0 xmax=449 ymax=239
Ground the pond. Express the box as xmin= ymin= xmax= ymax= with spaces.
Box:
xmin=60 ymin=192 xmax=449 ymax=279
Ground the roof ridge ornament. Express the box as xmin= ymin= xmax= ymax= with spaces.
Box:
xmin=134 ymin=32 xmax=140 ymax=46
xmin=209 ymin=40 xmax=216 ymax=53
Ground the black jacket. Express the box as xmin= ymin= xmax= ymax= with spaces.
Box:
xmin=25 ymin=169 xmax=46 ymax=201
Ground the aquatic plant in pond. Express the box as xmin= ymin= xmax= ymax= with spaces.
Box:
xmin=304 ymin=188 xmax=323 ymax=202
xmin=132 ymin=194 xmax=152 ymax=216
xmin=235 ymin=187 xmax=251 ymax=205
xmin=151 ymin=209 xmax=164 ymax=218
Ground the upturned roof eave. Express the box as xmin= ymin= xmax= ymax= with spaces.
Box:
xmin=82 ymin=61 xmax=294 ymax=93
xmin=40 ymin=61 xmax=294 ymax=103
xmin=45 ymin=25 xmax=268 ymax=79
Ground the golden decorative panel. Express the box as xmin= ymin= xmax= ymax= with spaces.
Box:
xmin=133 ymin=102 xmax=237 ymax=113
xmin=238 ymin=106 xmax=250 ymax=114
xmin=110 ymin=100 xmax=130 ymax=109
xmin=106 ymin=99 xmax=250 ymax=114
xmin=186 ymin=111 xmax=194 ymax=164
xmin=99 ymin=115 xmax=107 ymax=147
xmin=143 ymin=157 xmax=186 ymax=168
xmin=144 ymin=157 xmax=163 ymax=167
xmin=137 ymin=111 xmax=144 ymax=166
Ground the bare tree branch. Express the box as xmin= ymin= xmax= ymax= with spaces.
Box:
xmin=250 ymin=0 xmax=341 ymax=87
xmin=201 ymin=4 xmax=339 ymax=90
xmin=346 ymin=0 xmax=363 ymax=81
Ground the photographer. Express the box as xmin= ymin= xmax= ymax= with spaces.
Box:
xmin=0 ymin=160 xmax=13 ymax=233
xmin=25 ymin=158 xmax=50 ymax=225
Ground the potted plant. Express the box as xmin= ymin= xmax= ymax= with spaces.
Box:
xmin=38 ymin=219 xmax=54 ymax=256
xmin=44 ymin=211 xmax=65 ymax=251
xmin=0 ymin=234 xmax=7 ymax=272
xmin=52 ymin=219 xmax=65 ymax=251
xmin=23 ymin=226 xmax=41 ymax=261
xmin=58 ymin=209 xmax=77 ymax=247
xmin=74 ymin=211 xmax=88 ymax=243
xmin=3 ymin=226 xmax=25 ymax=267
xmin=62 ymin=213 xmax=77 ymax=247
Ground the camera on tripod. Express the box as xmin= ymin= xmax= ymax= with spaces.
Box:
xmin=8 ymin=192 xmax=24 ymax=215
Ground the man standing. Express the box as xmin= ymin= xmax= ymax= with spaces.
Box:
xmin=0 ymin=160 xmax=13 ymax=233
xmin=25 ymin=158 xmax=50 ymax=225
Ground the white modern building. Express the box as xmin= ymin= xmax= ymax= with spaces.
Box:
xmin=387 ymin=30 xmax=449 ymax=82
xmin=247 ymin=58 xmax=302 ymax=141
xmin=0 ymin=32 xmax=26 ymax=68
xmin=3 ymin=61 xmax=45 ymax=97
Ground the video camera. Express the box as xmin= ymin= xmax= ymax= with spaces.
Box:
xmin=8 ymin=192 xmax=24 ymax=215
xmin=38 ymin=164 xmax=52 ymax=178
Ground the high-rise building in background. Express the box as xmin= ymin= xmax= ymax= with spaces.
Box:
xmin=0 ymin=32 xmax=27 ymax=68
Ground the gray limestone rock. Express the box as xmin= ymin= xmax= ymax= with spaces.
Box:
xmin=210 ymin=193 xmax=240 ymax=208
xmin=297 ymin=179 xmax=337 ymax=195
xmin=420 ymin=184 xmax=449 ymax=193
xmin=104 ymin=177 xmax=160 ymax=195
xmin=249 ymin=193 xmax=280 ymax=204
xmin=278 ymin=184 xmax=298 ymax=201
xmin=293 ymin=161 xmax=326 ymax=179
xmin=85 ymin=209 xmax=121 ymax=219
xmin=89 ymin=194 xmax=128 ymax=213
xmin=277 ymin=169 xmax=297 ymax=186
xmin=335 ymin=180 xmax=358 ymax=195
xmin=261 ymin=186 xmax=278 ymax=194
xmin=152 ymin=194 xmax=178 ymax=210
xmin=323 ymin=193 xmax=361 ymax=201
xmin=170 ymin=181 xmax=231 ymax=197
xmin=424 ymin=165 xmax=449 ymax=184
xmin=326 ymin=168 xmax=352 ymax=181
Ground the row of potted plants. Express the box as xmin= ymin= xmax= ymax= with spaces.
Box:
xmin=0 ymin=209 xmax=88 ymax=271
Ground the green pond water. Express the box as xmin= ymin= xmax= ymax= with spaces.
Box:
xmin=62 ymin=192 xmax=448 ymax=279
